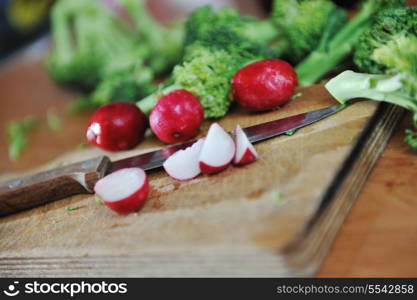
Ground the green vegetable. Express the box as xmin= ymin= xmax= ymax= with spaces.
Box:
xmin=137 ymin=6 xmax=279 ymax=118
xmin=65 ymin=205 xmax=80 ymax=211
xmin=6 ymin=116 xmax=37 ymax=161
xmin=284 ymin=129 xmax=298 ymax=136
xmin=325 ymin=7 xmax=417 ymax=150
xmin=272 ymin=0 xmax=348 ymax=63
xmin=47 ymin=0 xmax=184 ymax=106
xmin=46 ymin=108 xmax=62 ymax=132
xmin=295 ymin=0 xmax=406 ymax=86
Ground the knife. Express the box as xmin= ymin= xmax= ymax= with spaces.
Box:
xmin=0 ymin=104 xmax=345 ymax=216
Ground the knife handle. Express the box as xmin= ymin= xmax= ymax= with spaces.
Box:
xmin=0 ymin=156 xmax=111 ymax=217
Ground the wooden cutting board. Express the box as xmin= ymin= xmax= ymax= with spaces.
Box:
xmin=0 ymin=36 xmax=405 ymax=277
xmin=0 ymin=75 xmax=404 ymax=276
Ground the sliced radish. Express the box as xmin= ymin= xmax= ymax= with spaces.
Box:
xmin=233 ymin=124 xmax=258 ymax=166
xmin=94 ymin=168 xmax=149 ymax=215
xmin=199 ymin=123 xmax=235 ymax=174
xmin=163 ymin=139 xmax=205 ymax=181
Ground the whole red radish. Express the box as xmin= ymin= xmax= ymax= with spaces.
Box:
xmin=150 ymin=90 xmax=204 ymax=144
xmin=94 ymin=168 xmax=149 ymax=215
xmin=232 ymin=59 xmax=298 ymax=111
xmin=86 ymin=102 xmax=147 ymax=152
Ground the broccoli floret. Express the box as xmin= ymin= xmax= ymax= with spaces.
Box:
xmin=46 ymin=0 xmax=115 ymax=88
xmin=325 ymin=6 xmax=417 ymax=150
xmin=88 ymin=62 xmax=156 ymax=105
xmin=137 ymin=6 xmax=276 ymax=118
xmin=47 ymin=0 xmax=184 ymax=106
xmin=185 ymin=6 xmax=279 ymax=50
xmin=354 ymin=7 xmax=417 ymax=75
xmin=295 ymin=0 xmax=406 ymax=86
xmin=272 ymin=0 xmax=348 ymax=63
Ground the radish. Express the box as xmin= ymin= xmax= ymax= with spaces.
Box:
xmin=232 ymin=59 xmax=298 ymax=111
xmin=199 ymin=123 xmax=235 ymax=174
xmin=163 ymin=139 xmax=205 ymax=181
xmin=233 ymin=125 xmax=258 ymax=166
xmin=86 ymin=102 xmax=147 ymax=152
xmin=150 ymin=90 xmax=204 ymax=144
xmin=94 ymin=168 xmax=149 ymax=215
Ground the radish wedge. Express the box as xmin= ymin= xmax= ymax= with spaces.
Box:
xmin=94 ymin=168 xmax=149 ymax=215
xmin=233 ymin=124 xmax=258 ymax=165
xmin=199 ymin=123 xmax=235 ymax=174
xmin=163 ymin=139 xmax=205 ymax=181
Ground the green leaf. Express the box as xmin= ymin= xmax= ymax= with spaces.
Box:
xmin=47 ymin=109 xmax=62 ymax=132
xmin=65 ymin=205 xmax=80 ymax=211
xmin=6 ymin=116 xmax=38 ymax=161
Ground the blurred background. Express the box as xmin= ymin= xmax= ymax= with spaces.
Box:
xmin=0 ymin=0 xmax=415 ymax=174
xmin=0 ymin=0 xmax=365 ymax=60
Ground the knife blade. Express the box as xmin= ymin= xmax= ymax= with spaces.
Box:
xmin=0 ymin=104 xmax=345 ymax=216
xmin=109 ymin=104 xmax=345 ymax=173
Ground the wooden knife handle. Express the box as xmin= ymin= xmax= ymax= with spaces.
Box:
xmin=0 ymin=156 xmax=111 ymax=216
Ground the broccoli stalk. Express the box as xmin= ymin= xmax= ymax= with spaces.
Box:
xmin=326 ymin=70 xmax=417 ymax=149
xmin=121 ymin=0 xmax=185 ymax=73
xmin=326 ymin=71 xmax=417 ymax=111
xmin=325 ymin=5 xmax=417 ymax=150
xmin=295 ymin=0 xmax=406 ymax=86
xmin=136 ymin=6 xmax=279 ymax=118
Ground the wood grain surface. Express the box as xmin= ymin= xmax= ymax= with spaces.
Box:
xmin=0 ymin=53 xmax=415 ymax=276
xmin=0 ymin=98 xmax=380 ymax=277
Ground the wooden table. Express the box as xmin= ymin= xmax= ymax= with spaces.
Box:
xmin=318 ymin=114 xmax=417 ymax=277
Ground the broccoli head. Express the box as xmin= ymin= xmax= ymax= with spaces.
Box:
xmin=272 ymin=0 xmax=347 ymax=63
xmin=295 ymin=0 xmax=406 ymax=86
xmin=47 ymin=0 xmax=184 ymax=107
xmin=185 ymin=6 xmax=279 ymax=51
xmin=172 ymin=45 xmax=250 ymax=118
xmin=354 ymin=6 xmax=417 ymax=75
xmin=47 ymin=0 xmax=115 ymax=88
xmin=326 ymin=7 xmax=417 ymax=150
xmin=137 ymin=6 xmax=276 ymax=119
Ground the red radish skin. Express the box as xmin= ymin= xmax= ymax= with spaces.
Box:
xmin=233 ymin=125 xmax=258 ymax=166
xmin=94 ymin=168 xmax=149 ymax=215
xmin=199 ymin=162 xmax=229 ymax=175
xmin=199 ymin=123 xmax=235 ymax=175
xmin=150 ymin=90 xmax=204 ymax=144
xmin=232 ymin=59 xmax=298 ymax=111
xmin=236 ymin=149 xmax=258 ymax=165
xmin=86 ymin=102 xmax=147 ymax=152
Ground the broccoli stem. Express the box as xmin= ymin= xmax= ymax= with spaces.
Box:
xmin=326 ymin=70 xmax=417 ymax=151
xmin=325 ymin=70 xmax=417 ymax=112
xmin=295 ymin=43 xmax=352 ymax=86
xmin=295 ymin=2 xmax=377 ymax=86
xmin=137 ymin=84 xmax=182 ymax=114
xmin=121 ymin=0 xmax=167 ymax=54
xmin=242 ymin=19 xmax=281 ymax=45
xmin=50 ymin=5 xmax=73 ymax=64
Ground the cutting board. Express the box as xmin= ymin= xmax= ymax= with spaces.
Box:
xmin=0 ymin=34 xmax=405 ymax=278
xmin=0 ymin=72 xmax=404 ymax=276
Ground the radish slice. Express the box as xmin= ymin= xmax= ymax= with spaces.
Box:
xmin=233 ymin=124 xmax=258 ymax=165
xmin=94 ymin=168 xmax=149 ymax=215
xmin=163 ymin=139 xmax=205 ymax=181
xmin=199 ymin=123 xmax=235 ymax=174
